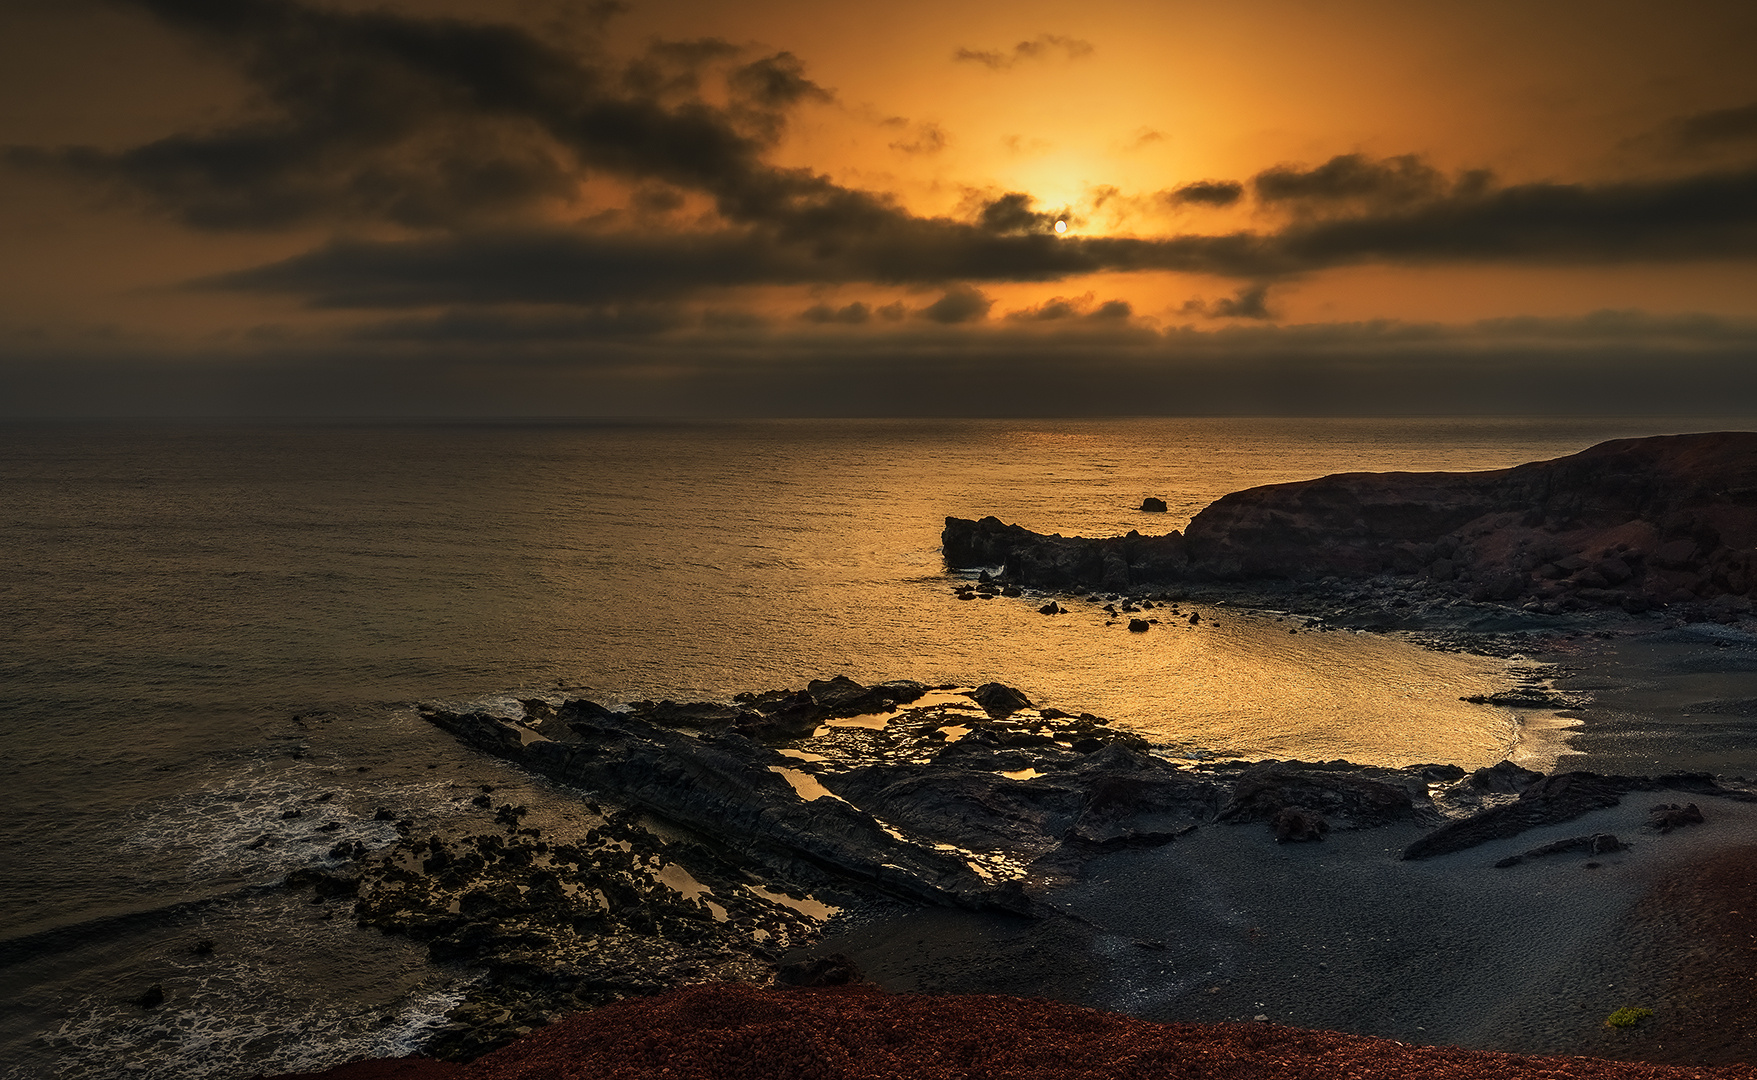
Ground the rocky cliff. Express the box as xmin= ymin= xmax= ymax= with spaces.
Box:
xmin=944 ymin=432 xmax=1757 ymax=616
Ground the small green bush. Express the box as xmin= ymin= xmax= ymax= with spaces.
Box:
xmin=1605 ymin=1006 xmax=1654 ymax=1028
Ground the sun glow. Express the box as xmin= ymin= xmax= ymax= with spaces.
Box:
xmin=1053 ymin=219 xmax=1068 ymax=234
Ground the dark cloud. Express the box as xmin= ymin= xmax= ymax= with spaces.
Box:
xmin=20 ymin=3 xmax=1757 ymax=305
xmin=4 ymin=0 xmax=835 ymax=231
xmin=1670 ymin=101 xmax=1757 ymax=150
xmin=918 ymin=285 xmax=992 ymax=323
xmin=1006 ymin=294 xmax=1133 ymax=322
xmin=208 ymin=154 xmax=1757 ymax=308
xmin=977 ymin=192 xmax=1060 ymax=234
xmin=800 ymin=301 xmax=872 ymax=324
xmin=1271 ymin=165 xmax=1757 ymax=266
xmin=952 ymin=34 xmax=1093 ymax=71
xmin=1253 ymin=153 xmax=1452 ymax=207
xmin=889 ymin=122 xmax=947 ymax=156
xmin=351 ymin=304 xmax=693 ymax=342
xmin=10 ymin=311 xmax=1757 ymax=419
xmin=1182 ymin=284 xmax=1273 ymax=320
xmin=1164 ymin=180 xmax=1244 ymax=207
xmin=728 ymin=51 xmax=833 ymax=109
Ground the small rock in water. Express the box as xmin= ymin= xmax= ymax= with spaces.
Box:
xmin=131 ymin=985 xmax=166 ymax=1009
xmin=1187 ymin=612 xmax=1201 ymax=625
xmin=970 ymin=682 xmax=1033 ymax=718
xmin=1038 ymin=601 xmax=1061 ymax=615
xmin=1128 ymin=619 xmax=1150 ymax=633
xmin=1140 ymin=497 xmax=1168 ymax=512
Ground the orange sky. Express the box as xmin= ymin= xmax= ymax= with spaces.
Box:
xmin=1 ymin=0 xmax=1755 ymax=416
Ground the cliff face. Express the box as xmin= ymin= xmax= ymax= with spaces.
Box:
xmin=944 ymin=432 xmax=1757 ymax=615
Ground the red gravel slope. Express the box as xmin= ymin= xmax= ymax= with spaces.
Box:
xmin=263 ymin=983 xmax=1757 ymax=1080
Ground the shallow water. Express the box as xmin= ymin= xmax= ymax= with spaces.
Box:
xmin=2 ymin=414 xmax=1744 ymax=1077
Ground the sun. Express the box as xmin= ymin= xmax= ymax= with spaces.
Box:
xmin=1053 ymin=219 xmax=1067 ymax=234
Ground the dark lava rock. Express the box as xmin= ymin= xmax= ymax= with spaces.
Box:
xmin=286 ymin=867 xmax=362 ymax=901
xmin=1650 ymin=802 xmax=1706 ymax=832
xmin=1403 ymin=771 xmax=1748 ymax=860
xmin=1494 ymin=833 xmax=1625 ymax=867
xmin=1217 ymin=763 xmax=1417 ymax=830
xmin=970 ymin=682 xmax=1033 ymax=718
xmin=1140 ymin=497 xmax=1168 ymax=513
xmin=945 ymin=433 xmax=1757 ymax=611
xmin=1127 ymin=618 xmax=1150 ymax=632
xmin=1416 ymin=764 xmax=1468 ymax=783
xmin=1467 ymin=760 xmax=1546 ymax=794
xmin=421 ymin=704 xmax=1002 ymax=910
xmin=804 ymin=676 xmax=927 ymax=716
xmin=1038 ymin=601 xmax=1062 ymax=615
xmin=1272 ymin=806 xmax=1330 ymax=843
xmin=733 ymin=690 xmax=828 ymax=742
xmin=131 ymin=985 xmax=165 ymax=1009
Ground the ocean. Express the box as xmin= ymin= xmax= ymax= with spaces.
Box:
xmin=0 ymin=415 xmax=1739 ymax=1078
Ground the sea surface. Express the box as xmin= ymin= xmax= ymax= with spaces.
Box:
xmin=0 ymin=415 xmax=1745 ymax=1078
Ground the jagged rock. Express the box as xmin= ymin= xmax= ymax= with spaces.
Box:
xmin=805 ymin=676 xmax=926 ymax=716
xmin=285 ymin=867 xmax=361 ymax=900
xmin=733 ymin=690 xmax=828 ymax=742
xmin=1467 ymin=760 xmax=1545 ymax=794
xmin=1127 ymin=619 xmax=1150 ymax=632
xmin=1403 ymin=771 xmax=1747 ymax=859
xmin=1416 ymin=764 xmax=1468 ymax=783
xmin=944 ymin=434 xmax=1757 ymax=609
xmin=1649 ymin=802 xmax=1705 ymax=832
xmin=1272 ymin=807 xmax=1330 ymax=843
xmin=421 ymin=704 xmax=1006 ymax=911
xmin=1218 ymin=763 xmax=1417 ymax=829
xmin=1140 ymin=497 xmax=1168 ymax=512
xmin=1038 ymin=601 xmax=1061 ymax=615
xmin=970 ymin=682 xmax=1033 ymax=718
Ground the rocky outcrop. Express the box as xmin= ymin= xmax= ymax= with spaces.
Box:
xmin=421 ymin=705 xmax=1001 ymax=911
xmin=945 ymin=432 xmax=1757 ymax=615
xmin=1401 ymin=771 xmax=1754 ymax=860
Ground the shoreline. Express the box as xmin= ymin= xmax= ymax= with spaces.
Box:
xmin=298 ymin=594 xmax=1757 ymax=1071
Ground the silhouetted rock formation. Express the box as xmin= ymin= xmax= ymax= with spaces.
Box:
xmin=945 ymin=432 xmax=1757 ymax=615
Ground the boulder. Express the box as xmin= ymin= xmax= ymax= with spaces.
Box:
xmin=1140 ymin=497 xmax=1168 ymax=513
xmin=1649 ymin=802 xmax=1705 ymax=832
xmin=970 ymin=682 xmax=1033 ymax=718
xmin=1217 ymin=763 xmax=1417 ymax=829
xmin=1466 ymin=760 xmax=1545 ymax=794
xmin=1271 ymin=807 xmax=1330 ymax=843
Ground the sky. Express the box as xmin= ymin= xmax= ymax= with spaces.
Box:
xmin=2 ymin=0 xmax=1756 ymax=417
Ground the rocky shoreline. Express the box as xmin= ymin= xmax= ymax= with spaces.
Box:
xmin=944 ymin=432 xmax=1757 ymax=625
xmin=265 ymin=432 xmax=1757 ymax=1070
xmin=277 ymin=672 xmax=1754 ymax=1062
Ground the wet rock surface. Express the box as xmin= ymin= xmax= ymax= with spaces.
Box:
xmin=388 ymin=674 xmax=1757 ymax=1061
